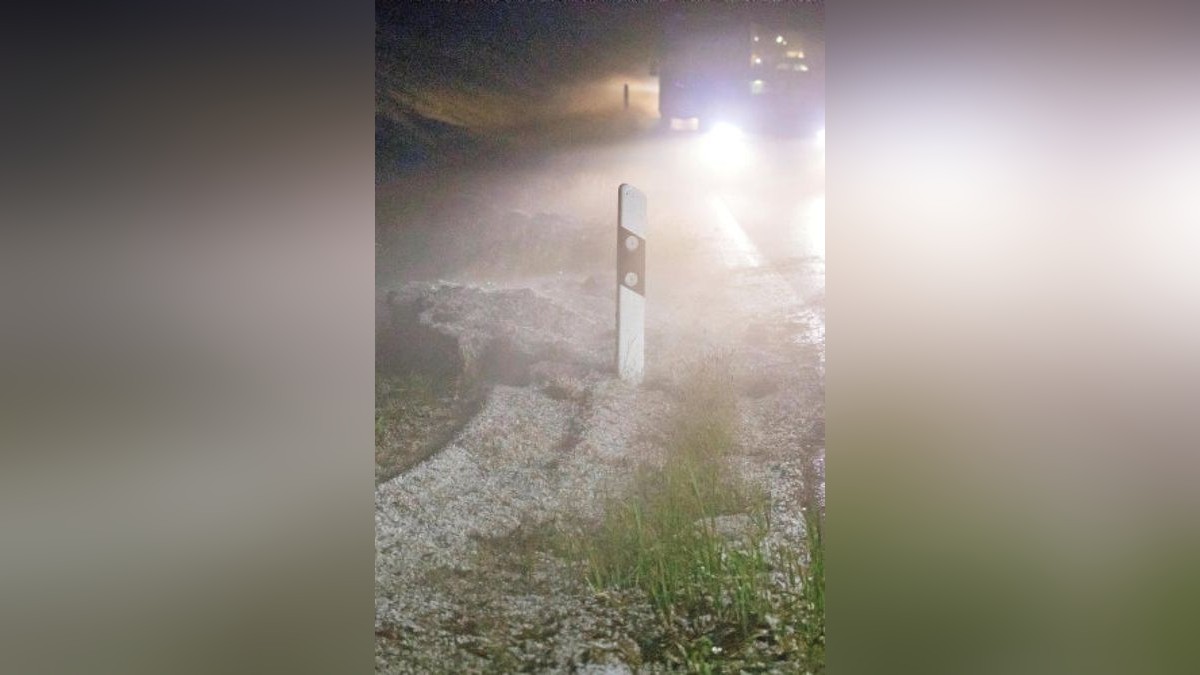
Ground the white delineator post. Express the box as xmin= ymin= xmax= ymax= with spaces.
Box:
xmin=617 ymin=183 xmax=647 ymax=384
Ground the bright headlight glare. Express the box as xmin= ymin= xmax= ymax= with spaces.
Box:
xmin=697 ymin=122 xmax=750 ymax=172
xmin=709 ymin=122 xmax=745 ymax=142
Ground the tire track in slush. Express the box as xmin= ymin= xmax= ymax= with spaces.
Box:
xmin=703 ymin=193 xmax=825 ymax=369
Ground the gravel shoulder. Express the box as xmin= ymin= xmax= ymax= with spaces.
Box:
xmin=375 ymin=274 xmax=823 ymax=672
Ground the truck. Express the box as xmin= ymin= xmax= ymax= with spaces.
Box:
xmin=657 ymin=12 xmax=823 ymax=135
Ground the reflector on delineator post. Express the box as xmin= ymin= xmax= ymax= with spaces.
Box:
xmin=617 ymin=183 xmax=646 ymax=384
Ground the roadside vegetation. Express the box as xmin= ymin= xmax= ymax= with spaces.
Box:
xmin=566 ymin=357 xmax=825 ymax=672
xmin=375 ymin=372 xmax=464 ymax=483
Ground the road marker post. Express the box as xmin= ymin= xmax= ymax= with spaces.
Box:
xmin=617 ymin=183 xmax=647 ymax=384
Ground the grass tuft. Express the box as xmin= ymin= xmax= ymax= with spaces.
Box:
xmin=565 ymin=356 xmax=825 ymax=672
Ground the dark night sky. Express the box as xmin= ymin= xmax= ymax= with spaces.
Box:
xmin=377 ymin=1 xmax=823 ymax=97
xmin=377 ymin=2 xmax=657 ymax=95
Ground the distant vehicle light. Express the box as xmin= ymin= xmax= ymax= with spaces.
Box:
xmin=697 ymin=122 xmax=750 ymax=173
xmin=797 ymin=64 xmax=809 ymax=72
xmin=753 ymin=56 xmax=762 ymax=65
xmin=750 ymin=79 xmax=765 ymax=95
xmin=776 ymin=35 xmax=784 ymax=44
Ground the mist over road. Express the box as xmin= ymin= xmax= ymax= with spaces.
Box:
xmin=375 ymin=5 xmax=825 ymax=669
xmin=374 ymin=117 xmax=828 ymax=671
xmin=377 ymin=118 xmax=825 ymax=364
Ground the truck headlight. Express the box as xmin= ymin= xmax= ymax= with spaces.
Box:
xmin=697 ymin=122 xmax=750 ymax=172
